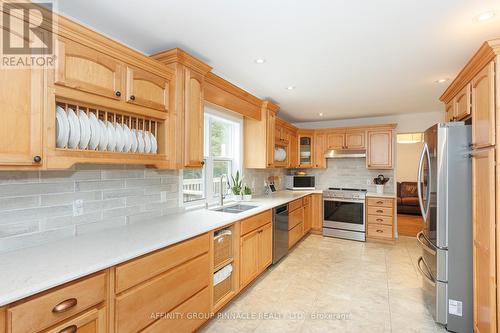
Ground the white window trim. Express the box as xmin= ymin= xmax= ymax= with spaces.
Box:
xmin=181 ymin=104 xmax=243 ymax=208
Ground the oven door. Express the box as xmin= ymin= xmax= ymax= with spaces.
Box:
xmin=323 ymin=199 xmax=365 ymax=232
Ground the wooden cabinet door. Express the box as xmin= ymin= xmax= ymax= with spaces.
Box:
xmin=472 ymin=147 xmax=496 ymax=333
xmin=45 ymin=307 xmax=106 ymax=333
xmin=303 ymin=201 xmax=312 ymax=235
xmin=184 ymin=68 xmax=204 ymax=167
xmin=258 ymin=223 xmax=273 ymax=272
xmin=314 ymin=132 xmax=326 ymax=168
xmin=327 ymin=132 xmax=345 ymax=149
xmin=445 ymin=101 xmax=455 ymax=122
xmin=0 ymin=67 xmax=43 ymax=166
xmin=367 ymin=130 xmax=393 ymax=169
xmin=454 ymin=83 xmax=471 ymax=120
xmin=298 ymin=134 xmax=314 ymax=168
xmin=240 ymin=230 xmax=260 ymax=288
xmin=55 ymin=38 xmax=124 ymax=100
xmin=289 ymin=132 xmax=299 ymax=168
xmin=311 ymin=193 xmax=323 ymax=232
xmin=126 ymin=67 xmax=169 ymax=111
xmin=345 ymin=131 xmax=365 ymax=149
xmin=472 ymin=61 xmax=495 ymax=148
xmin=266 ymin=111 xmax=276 ymax=167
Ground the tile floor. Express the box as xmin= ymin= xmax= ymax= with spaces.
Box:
xmin=201 ymin=234 xmax=447 ymax=333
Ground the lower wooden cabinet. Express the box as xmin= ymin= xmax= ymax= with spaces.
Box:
xmin=311 ymin=193 xmax=323 ymax=233
xmin=366 ymin=196 xmax=395 ymax=241
xmin=240 ymin=221 xmax=272 ymax=289
xmin=289 ymin=222 xmax=304 ymax=249
xmin=45 ymin=307 xmax=106 ymax=333
xmin=303 ymin=196 xmax=312 ymax=235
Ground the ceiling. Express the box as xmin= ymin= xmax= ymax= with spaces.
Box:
xmin=53 ymin=0 xmax=500 ymax=122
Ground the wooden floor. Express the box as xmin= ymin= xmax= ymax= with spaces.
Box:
xmin=397 ymin=214 xmax=423 ymax=237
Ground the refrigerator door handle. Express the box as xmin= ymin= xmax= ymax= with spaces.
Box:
xmin=417 ymin=144 xmax=428 ymax=219
xmin=417 ymin=231 xmax=436 ymax=255
xmin=417 ymin=256 xmax=436 ymax=287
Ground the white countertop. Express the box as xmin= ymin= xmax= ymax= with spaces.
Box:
xmin=0 ymin=190 xmax=321 ymax=307
xmin=366 ymin=192 xmax=396 ymax=198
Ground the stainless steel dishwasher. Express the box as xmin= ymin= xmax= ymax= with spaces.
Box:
xmin=272 ymin=204 xmax=289 ymax=264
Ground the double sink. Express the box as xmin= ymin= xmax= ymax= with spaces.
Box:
xmin=212 ymin=204 xmax=258 ymax=214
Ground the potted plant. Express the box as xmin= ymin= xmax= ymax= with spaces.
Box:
xmin=373 ymin=174 xmax=390 ymax=194
xmin=230 ymin=171 xmax=243 ymax=201
xmin=242 ymin=184 xmax=252 ymax=201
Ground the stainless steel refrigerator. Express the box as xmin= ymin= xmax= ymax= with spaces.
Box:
xmin=416 ymin=123 xmax=472 ymax=333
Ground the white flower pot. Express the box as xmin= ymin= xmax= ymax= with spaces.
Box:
xmin=376 ymin=185 xmax=384 ymax=194
xmin=233 ymin=194 xmax=242 ymax=201
xmin=243 ymin=194 xmax=252 ymax=202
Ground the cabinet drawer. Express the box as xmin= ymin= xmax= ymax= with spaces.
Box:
xmin=367 ymin=206 xmax=393 ymax=217
xmin=115 ymin=233 xmax=209 ymax=293
xmin=115 ymin=253 xmax=209 ymax=333
xmin=302 ymin=195 xmax=311 ymax=206
xmin=241 ymin=210 xmax=272 ymax=235
xmin=142 ymin=287 xmax=210 ymax=333
xmin=367 ymin=215 xmax=393 ymax=226
xmin=288 ymin=222 xmax=303 ymax=249
xmin=289 ymin=207 xmax=303 ymax=230
xmin=367 ymin=224 xmax=393 ymax=239
xmin=44 ymin=307 xmax=106 ymax=333
xmin=8 ymin=273 xmax=106 ymax=333
xmin=367 ymin=197 xmax=394 ymax=207
xmin=288 ymin=199 xmax=303 ymax=212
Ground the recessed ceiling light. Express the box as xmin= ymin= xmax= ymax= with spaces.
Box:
xmin=254 ymin=58 xmax=266 ymax=64
xmin=286 ymin=86 xmax=296 ymax=90
xmin=474 ymin=10 xmax=496 ymax=22
xmin=319 ymin=113 xmax=324 ymax=117
xmin=435 ymin=78 xmax=449 ymax=84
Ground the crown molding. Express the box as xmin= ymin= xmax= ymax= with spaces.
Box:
xmin=151 ymin=48 xmax=212 ymax=74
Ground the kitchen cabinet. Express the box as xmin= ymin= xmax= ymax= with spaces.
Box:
xmin=298 ymin=130 xmax=315 ymax=168
xmin=345 ymin=131 xmax=366 ymax=149
xmin=445 ymin=101 xmax=454 ymax=122
xmin=289 ymin=131 xmax=299 ymax=168
xmin=289 ymin=222 xmax=304 ymax=249
xmin=55 ymin=38 xmax=124 ymax=101
xmin=0 ymin=66 xmax=43 ymax=168
xmin=454 ymin=83 xmax=471 ymax=121
xmin=314 ymin=132 xmax=327 ymax=168
xmin=240 ymin=221 xmax=272 ymax=289
xmin=126 ymin=66 xmax=169 ymax=111
xmin=45 ymin=307 xmax=106 ymax=333
xmin=472 ymin=147 xmax=496 ymax=333
xmin=311 ymin=193 xmax=323 ymax=233
xmin=326 ymin=130 xmax=365 ymax=150
xmin=303 ymin=195 xmax=312 ymax=235
xmin=327 ymin=131 xmax=345 ymax=149
xmin=366 ymin=196 xmax=395 ymax=241
xmin=472 ymin=61 xmax=495 ymax=148
xmin=366 ymin=129 xmax=393 ymax=169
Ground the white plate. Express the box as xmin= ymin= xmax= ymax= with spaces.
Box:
xmin=55 ymin=106 xmax=69 ymax=148
xmin=98 ymin=120 xmax=108 ymax=151
xmin=137 ymin=130 xmax=145 ymax=153
xmin=67 ymin=108 xmax=80 ymax=149
xmin=78 ymin=111 xmax=91 ymax=149
xmin=106 ymin=121 xmax=116 ymax=151
xmin=130 ymin=129 xmax=138 ymax=153
xmin=114 ymin=123 xmax=125 ymax=152
xmin=88 ymin=113 xmax=101 ymax=150
xmin=122 ymin=124 xmax=132 ymax=152
xmin=150 ymin=132 xmax=157 ymax=154
xmin=144 ymin=131 xmax=151 ymax=153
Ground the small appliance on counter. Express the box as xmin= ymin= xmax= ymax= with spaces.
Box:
xmin=285 ymin=174 xmax=315 ymax=190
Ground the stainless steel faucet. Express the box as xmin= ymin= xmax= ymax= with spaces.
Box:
xmin=219 ymin=174 xmax=227 ymax=207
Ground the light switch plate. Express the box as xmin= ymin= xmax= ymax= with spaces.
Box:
xmin=160 ymin=191 xmax=167 ymax=203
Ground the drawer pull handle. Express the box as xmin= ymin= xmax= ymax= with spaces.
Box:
xmin=376 ymin=201 xmax=383 ymax=204
xmin=376 ymin=229 xmax=383 ymax=233
xmin=376 ymin=218 xmax=383 ymax=222
xmin=376 ymin=210 xmax=383 ymax=213
xmin=58 ymin=325 xmax=77 ymax=333
xmin=52 ymin=298 xmax=77 ymax=313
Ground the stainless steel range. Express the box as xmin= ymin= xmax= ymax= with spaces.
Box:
xmin=322 ymin=188 xmax=366 ymax=241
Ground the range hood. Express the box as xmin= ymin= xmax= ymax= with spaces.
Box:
xmin=324 ymin=149 xmax=366 ymax=158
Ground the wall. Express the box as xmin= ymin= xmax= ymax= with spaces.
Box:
xmin=396 ymin=142 xmax=423 ymax=182
xmin=243 ymin=168 xmax=287 ymax=195
xmin=294 ymin=111 xmax=443 ymax=133
xmin=295 ymin=158 xmax=395 ymax=194
xmin=0 ymin=165 xmax=179 ymax=253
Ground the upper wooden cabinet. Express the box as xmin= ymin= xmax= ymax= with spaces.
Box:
xmin=445 ymin=101 xmax=454 ymax=122
xmin=454 ymin=83 xmax=471 ymax=121
xmin=314 ymin=132 xmax=327 ymax=168
xmin=326 ymin=130 xmax=365 ymax=150
xmin=472 ymin=61 xmax=495 ymax=148
xmin=327 ymin=131 xmax=344 ymax=150
xmin=345 ymin=131 xmax=366 ymax=149
xmin=126 ymin=66 xmax=169 ymax=111
xmin=152 ymin=48 xmax=212 ymax=168
xmin=55 ymin=38 xmax=124 ymax=100
xmin=298 ymin=130 xmax=315 ymax=168
xmin=366 ymin=129 xmax=393 ymax=169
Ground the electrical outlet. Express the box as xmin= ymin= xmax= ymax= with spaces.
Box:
xmin=366 ymin=179 xmax=372 ymax=185
xmin=73 ymin=199 xmax=84 ymax=216
xmin=160 ymin=191 xmax=167 ymax=203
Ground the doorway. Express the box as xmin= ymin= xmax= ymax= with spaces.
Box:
xmin=396 ymin=133 xmax=424 ymax=237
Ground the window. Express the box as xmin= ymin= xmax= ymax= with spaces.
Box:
xmin=397 ymin=132 xmax=423 ymax=144
xmin=182 ymin=106 xmax=242 ymax=204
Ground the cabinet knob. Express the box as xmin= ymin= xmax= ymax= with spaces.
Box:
xmin=200 ymin=160 xmax=205 ymax=166
xmin=115 ymin=91 xmax=121 ymax=97
xmin=130 ymin=95 xmax=136 ymax=101
xmin=57 ymin=325 xmax=77 ymax=333
xmin=33 ymin=155 xmax=42 ymax=163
